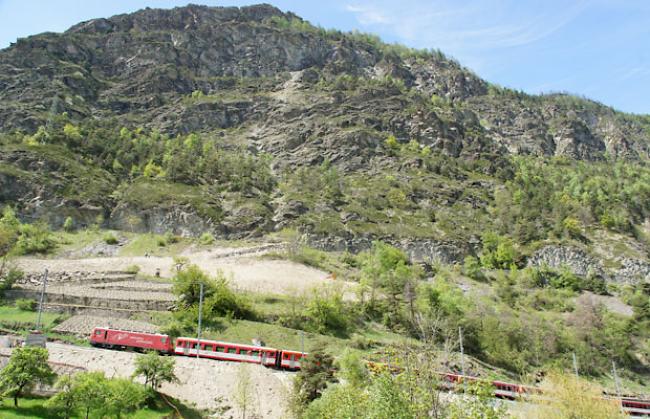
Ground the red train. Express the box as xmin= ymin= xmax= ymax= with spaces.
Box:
xmin=90 ymin=327 xmax=306 ymax=370
xmin=90 ymin=327 xmax=650 ymax=415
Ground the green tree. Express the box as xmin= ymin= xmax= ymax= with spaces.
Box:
xmin=234 ymin=364 xmax=256 ymax=419
xmin=479 ymin=232 xmax=517 ymax=269
xmin=303 ymin=383 xmax=368 ymax=419
xmin=0 ymin=346 xmax=55 ymax=407
xmin=101 ymin=378 xmax=146 ymax=418
xmin=336 ymin=349 xmax=368 ymax=388
xmin=365 ymin=373 xmax=414 ymax=419
xmin=45 ymin=375 xmax=78 ymax=419
xmin=292 ymin=350 xmax=336 ymax=415
xmin=447 ymin=381 xmax=507 ymax=419
xmin=133 ymin=352 xmax=178 ymax=390
xmin=172 ymin=264 xmax=215 ymax=308
xmin=73 ymin=371 xmax=109 ymax=419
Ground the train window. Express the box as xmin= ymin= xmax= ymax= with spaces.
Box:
xmin=191 ymin=343 xmax=197 ymax=349
xmin=161 ymin=337 xmax=167 ymax=343
xmin=95 ymin=330 xmax=102 ymax=336
xmin=227 ymin=348 xmax=238 ymax=354
xmin=251 ymin=350 xmax=259 ymax=357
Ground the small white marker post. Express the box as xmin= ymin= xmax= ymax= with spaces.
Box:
xmin=196 ymin=282 xmax=204 ymax=361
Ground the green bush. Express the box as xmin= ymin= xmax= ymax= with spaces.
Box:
xmin=15 ymin=298 xmax=38 ymax=311
xmin=479 ymin=232 xmax=517 ymax=269
xmin=172 ymin=265 xmax=256 ymax=321
xmin=1 ymin=267 xmax=23 ymax=294
xmin=199 ymin=232 xmax=215 ymax=245
xmin=463 ymin=256 xmax=485 ymax=281
xmin=13 ymin=222 xmax=55 ymax=255
xmin=304 ymin=287 xmax=351 ymax=336
xmin=125 ymin=265 xmax=141 ymax=274
xmin=164 ymin=231 xmax=180 ymax=244
xmin=103 ymin=233 xmax=118 ymax=245
xmin=63 ymin=216 xmax=74 ymax=232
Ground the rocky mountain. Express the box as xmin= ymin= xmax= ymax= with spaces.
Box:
xmin=1 ymin=3 xmax=650 ymax=282
xmin=1 ymin=3 xmax=649 ymax=161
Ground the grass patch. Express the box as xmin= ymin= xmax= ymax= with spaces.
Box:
xmin=118 ymin=232 xmax=190 ymax=257
xmin=0 ymin=394 xmax=204 ymax=418
xmin=0 ymin=305 xmax=61 ymax=330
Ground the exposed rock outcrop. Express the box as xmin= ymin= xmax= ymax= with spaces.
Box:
xmin=527 ymin=245 xmax=606 ymax=278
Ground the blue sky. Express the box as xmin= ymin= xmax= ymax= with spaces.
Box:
xmin=0 ymin=0 xmax=648 ymax=114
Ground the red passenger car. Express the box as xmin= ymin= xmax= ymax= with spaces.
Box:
xmin=280 ymin=350 xmax=306 ymax=370
xmin=90 ymin=327 xmax=174 ymax=353
xmin=174 ymin=337 xmax=279 ymax=367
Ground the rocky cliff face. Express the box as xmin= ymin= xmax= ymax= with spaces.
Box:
xmin=1 ymin=4 xmax=649 ymax=282
xmin=1 ymin=4 xmax=648 ymax=162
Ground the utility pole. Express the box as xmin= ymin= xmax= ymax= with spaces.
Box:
xmin=300 ymin=330 xmax=304 ymax=355
xmin=612 ymin=360 xmax=624 ymax=415
xmin=197 ymin=282 xmax=204 ymax=360
xmin=572 ymin=352 xmax=579 ymax=378
xmin=36 ymin=269 xmax=48 ymax=331
xmin=459 ymin=327 xmax=466 ymax=392
xmin=612 ymin=360 xmax=622 ymax=397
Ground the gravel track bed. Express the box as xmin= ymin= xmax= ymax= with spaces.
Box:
xmin=46 ymin=342 xmax=292 ymax=418
xmin=53 ymin=315 xmax=160 ymax=335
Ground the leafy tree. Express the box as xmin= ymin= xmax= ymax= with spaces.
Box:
xmin=101 ymin=378 xmax=146 ymax=418
xmin=463 ymin=255 xmax=485 ymax=281
xmin=303 ymin=383 xmax=368 ymax=419
xmin=336 ymin=349 xmax=368 ymax=388
xmin=45 ymin=375 xmax=78 ymax=419
xmin=133 ymin=352 xmax=178 ymax=390
xmin=531 ymin=372 xmax=625 ymax=419
xmin=234 ymin=364 xmax=256 ymax=419
xmin=479 ymin=232 xmax=516 ymax=269
xmin=73 ymin=371 xmax=109 ymax=419
xmin=304 ymin=286 xmax=350 ymax=336
xmin=172 ymin=264 xmax=214 ymax=307
xmin=447 ymin=381 xmax=507 ymax=419
xmin=172 ymin=265 xmax=255 ymax=320
xmin=0 ymin=346 xmax=55 ymax=407
xmin=365 ymin=373 xmax=414 ymax=419
xmin=292 ymin=350 xmax=336 ymax=415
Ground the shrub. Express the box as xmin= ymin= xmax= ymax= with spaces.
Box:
xmin=1 ymin=267 xmax=23 ymax=293
xmin=304 ymin=286 xmax=350 ymax=336
xmin=63 ymin=216 xmax=74 ymax=232
xmin=13 ymin=223 xmax=55 ymax=255
xmin=103 ymin=233 xmax=118 ymax=245
xmin=164 ymin=231 xmax=180 ymax=244
xmin=479 ymin=232 xmax=517 ymax=269
xmin=125 ymin=265 xmax=141 ymax=274
xmin=463 ymin=256 xmax=485 ymax=281
xmin=15 ymin=298 xmax=38 ymax=311
xmin=199 ymin=232 xmax=215 ymax=245
xmin=531 ymin=372 xmax=625 ymax=419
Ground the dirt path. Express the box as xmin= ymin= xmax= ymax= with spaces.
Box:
xmin=46 ymin=342 xmax=293 ymax=418
xmin=15 ymin=246 xmax=354 ymax=296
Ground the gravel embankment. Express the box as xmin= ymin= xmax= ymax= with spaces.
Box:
xmin=16 ymin=248 xmax=354 ymax=296
xmin=46 ymin=343 xmax=293 ymax=418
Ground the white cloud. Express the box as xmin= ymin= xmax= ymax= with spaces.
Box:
xmin=344 ymin=0 xmax=588 ymax=71
xmin=345 ymin=5 xmax=390 ymax=25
